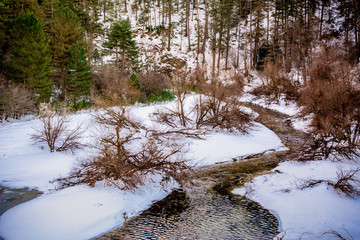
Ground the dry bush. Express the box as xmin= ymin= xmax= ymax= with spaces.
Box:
xmin=254 ymin=62 xmax=298 ymax=102
xmin=225 ymin=71 xmax=245 ymax=97
xmin=170 ymin=68 xmax=193 ymax=127
xmin=0 ymin=83 xmax=36 ymax=121
xmin=194 ymin=78 xmax=252 ymax=133
xmin=92 ymin=66 xmax=141 ymax=106
xmin=56 ymin=107 xmax=190 ymax=190
xmin=300 ymin=168 xmax=360 ymax=198
xmin=138 ymin=73 xmax=170 ymax=96
xmin=154 ymin=73 xmax=252 ymax=134
xmin=31 ymin=105 xmax=84 ymax=152
xmin=189 ymin=67 xmax=207 ymax=90
xmin=299 ymin=47 xmax=360 ymax=158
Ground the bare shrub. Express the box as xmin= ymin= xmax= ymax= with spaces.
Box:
xmin=31 ymin=105 xmax=84 ymax=152
xmin=299 ymin=168 xmax=360 ymax=198
xmin=170 ymin=68 xmax=193 ymax=127
xmin=194 ymin=78 xmax=252 ymax=133
xmin=299 ymin=47 xmax=360 ymax=158
xmin=154 ymin=74 xmax=252 ymax=134
xmin=189 ymin=67 xmax=207 ymax=90
xmin=92 ymin=66 xmax=141 ymax=106
xmin=56 ymin=107 xmax=190 ymax=190
xmin=0 ymin=83 xmax=36 ymax=121
xmin=138 ymin=73 xmax=170 ymax=96
xmin=254 ymin=62 xmax=298 ymax=102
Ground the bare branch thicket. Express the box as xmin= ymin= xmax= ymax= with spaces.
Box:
xmin=0 ymin=84 xmax=36 ymax=121
xmin=299 ymin=47 xmax=360 ymax=159
xmin=299 ymin=167 xmax=360 ymax=198
xmin=56 ymin=107 xmax=191 ymax=191
xmin=31 ymin=105 xmax=84 ymax=152
xmin=194 ymin=78 xmax=253 ymax=133
xmin=171 ymin=68 xmax=193 ymax=127
xmin=154 ymin=71 xmax=252 ymax=134
xmin=92 ymin=66 xmax=141 ymax=107
xmin=253 ymin=61 xmax=298 ymax=102
xmin=138 ymin=73 xmax=170 ymax=96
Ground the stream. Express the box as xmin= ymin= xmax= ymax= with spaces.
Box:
xmin=96 ymin=103 xmax=312 ymax=240
xmin=96 ymin=186 xmax=279 ymax=240
xmin=0 ymin=104 xmax=312 ymax=239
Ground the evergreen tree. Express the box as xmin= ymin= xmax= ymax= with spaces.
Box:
xmin=50 ymin=6 xmax=84 ymax=98
xmin=67 ymin=43 xmax=92 ymax=100
xmin=40 ymin=0 xmax=60 ymax=35
xmin=7 ymin=12 xmax=52 ymax=102
xmin=0 ymin=0 xmax=42 ymax=72
xmin=103 ymin=19 xmax=139 ymax=72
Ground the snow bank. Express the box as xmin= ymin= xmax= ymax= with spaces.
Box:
xmin=232 ymin=160 xmax=360 ymax=239
xmin=0 ymin=177 xmax=171 ymax=240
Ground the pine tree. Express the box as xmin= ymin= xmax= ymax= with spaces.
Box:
xmin=0 ymin=0 xmax=42 ymax=72
xmin=40 ymin=0 xmax=60 ymax=35
xmin=7 ymin=12 xmax=52 ymax=102
xmin=50 ymin=6 xmax=84 ymax=98
xmin=103 ymin=19 xmax=139 ymax=72
xmin=67 ymin=43 xmax=92 ymax=101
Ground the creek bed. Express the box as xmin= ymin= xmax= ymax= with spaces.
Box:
xmin=97 ymin=185 xmax=279 ymax=239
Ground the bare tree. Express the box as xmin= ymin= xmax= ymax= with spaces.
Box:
xmin=31 ymin=105 xmax=84 ymax=152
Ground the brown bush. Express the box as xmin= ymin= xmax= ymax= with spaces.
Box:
xmin=254 ymin=62 xmax=298 ymax=102
xmin=0 ymin=83 xmax=36 ymax=121
xmin=194 ymin=78 xmax=252 ymax=133
xmin=138 ymin=73 xmax=170 ymax=96
xmin=299 ymin=47 xmax=360 ymax=158
xmin=31 ymin=105 xmax=84 ymax=152
xmin=92 ymin=66 xmax=142 ymax=106
xmin=154 ymin=74 xmax=252 ymax=134
xmin=56 ymin=107 xmax=190 ymax=190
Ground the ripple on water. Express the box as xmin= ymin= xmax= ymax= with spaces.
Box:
xmin=98 ymin=189 xmax=279 ymax=240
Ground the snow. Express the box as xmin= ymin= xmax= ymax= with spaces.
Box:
xmin=232 ymin=159 xmax=360 ymax=239
xmin=0 ymin=98 xmax=283 ymax=240
xmin=189 ymin=122 xmax=284 ymax=166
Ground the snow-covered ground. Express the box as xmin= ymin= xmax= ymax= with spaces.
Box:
xmin=0 ymin=97 xmax=284 ymax=240
xmin=233 ymin=158 xmax=360 ymax=239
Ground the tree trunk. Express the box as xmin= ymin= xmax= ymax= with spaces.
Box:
xmin=168 ymin=0 xmax=172 ymax=51
xmin=202 ymin=0 xmax=209 ymax=65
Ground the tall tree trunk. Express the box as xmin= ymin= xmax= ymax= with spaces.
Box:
xmin=167 ymin=0 xmax=172 ymax=51
xmin=202 ymin=0 xmax=209 ymax=65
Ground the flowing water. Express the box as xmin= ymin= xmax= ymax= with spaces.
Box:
xmin=97 ymin=186 xmax=279 ymax=240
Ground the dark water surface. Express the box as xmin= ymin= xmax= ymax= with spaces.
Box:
xmin=0 ymin=185 xmax=42 ymax=216
xmin=97 ymin=187 xmax=279 ymax=240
